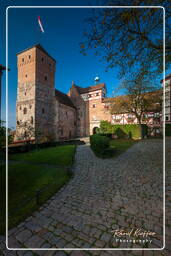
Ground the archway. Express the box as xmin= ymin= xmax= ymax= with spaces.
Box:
xmin=93 ymin=127 xmax=99 ymax=134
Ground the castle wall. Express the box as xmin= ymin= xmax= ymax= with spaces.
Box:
xmin=57 ymin=102 xmax=76 ymax=140
xmin=16 ymin=48 xmax=36 ymax=140
xmin=68 ymin=86 xmax=87 ymax=137
xmin=16 ymin=45 xmax=57 ymax=142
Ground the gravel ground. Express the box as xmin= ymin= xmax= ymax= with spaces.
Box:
xmin=0 ymin=138 xmax=170 ymax=256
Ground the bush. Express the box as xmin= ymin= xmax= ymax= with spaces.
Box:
xmin=90 ymin=134 xmax=110 ymax=154
xmin=99 ymin=121 xmax=148 ymax=139
xmin=166 ymin=124 xmax=171 ymax=136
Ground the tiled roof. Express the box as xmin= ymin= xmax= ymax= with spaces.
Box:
xmin=161 ymin=74 xmax=171 ymax=83
xmin=103 ymin=89 xmax=162 ymax=113
xmin=75 ymin=83 xmax=105 ymax=94
xmin=55 ymin=89 xmax=76 ymax=109
xmin=17 ymin=44 xmax=56 ymax=62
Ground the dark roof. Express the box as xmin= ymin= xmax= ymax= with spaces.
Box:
xmin=161 ymin=74 xmax=171 ymax=83
xmin=17 ymin=44 xmax=56 ymax=62
xmin=55 ymin=89 xmax=76 ymax=109
xmin=74 ymin=83 xmax=105 ymax=94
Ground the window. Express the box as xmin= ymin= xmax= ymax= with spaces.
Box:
xmin=49 ymin=63 xmax=51 ymax=67
xmin=166 ymin=116 xmax=169 ymax=121
xmin=44 ymin=76 xmax=47 ymax=81
xmin=25 ymin=92 xmax=26 ymax=96
xmin=25 ymin=74 xmax=27 ymax=78
xmin=20 ymin=106 xmax=22 ymax=110
xmin=92 ymin=104 xmax=96 ymax=108
xmin=42 ymin=108 xmax=45 ymax=114
xmin=88 ymin=94 xmax=91 ymax=98
xmin=17 ymin=121 xmax=20 ymax=125
xmin=23 ymin=108 xmax=27 ymax=114
xmin=96 ymin=93 xmax=99 ymax=96
xmin=41 ymin=57 xmax=44 ymax=61
xmin=31 ymin=116 xmax=33 ymax=124
xmin=30 ymin=105 xmax=32 ymax=109
xmin=29 ymin=55 xmax=31 ymax=59
xmin=22 ymin=58 xmax=24 ymax=62
xmin=66 ymin=111 xmax=68 ymax=117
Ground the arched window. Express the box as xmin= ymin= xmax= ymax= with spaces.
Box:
xmin=23 ymin=108 xmax=27 ymax=114
xmin=31 ymin=116 xmax=33 ymax=124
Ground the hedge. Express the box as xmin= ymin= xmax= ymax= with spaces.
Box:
xmin=166 ymin=124 xmax=171 ymax=136
xmin=90 ymin=134 xmax=110 ymax=154
xmin=100 ymin=121 xmax=147 ymax=139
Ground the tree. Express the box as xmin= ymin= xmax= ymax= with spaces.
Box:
xmin=0 ymin=120 xmax=14 ymax=149
xmin=16 ymin=121 xmax=42 ymax=145
xmin=80 ymin=0 xmax=171 ymax=80
xmin=110 ymin=71 xmax=162 ymax=124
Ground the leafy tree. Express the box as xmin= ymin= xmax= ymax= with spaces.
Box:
xmin=0 ymin=120 xmax=14 ymax=149
xmin=80 ymin=0 xmax=171 ymax=79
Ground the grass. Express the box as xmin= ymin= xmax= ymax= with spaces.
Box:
xmin=9 ymin=145 xmax=75 ymax=166
xmin=0 ymin=145 xmax=76 ymax=234
xmin=110 ymin=139 xmax=136 ymax=154
xmin=91 ymin=139 xmax=136 ymax=158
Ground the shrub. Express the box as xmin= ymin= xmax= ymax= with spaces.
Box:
xmin=99 ymin=121 xmax=147 ymax=139
xmin=166 ymin=124 xmax=171 ymax=136
xmin=90 ymin=134 xmax=110 ymax=154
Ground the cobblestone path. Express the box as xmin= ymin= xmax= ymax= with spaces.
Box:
xmin=1 ymin=138 xmax=171 ymax=256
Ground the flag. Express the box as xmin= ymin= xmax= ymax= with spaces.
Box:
xmin=38 ymin=16 xmax=44 ymax=33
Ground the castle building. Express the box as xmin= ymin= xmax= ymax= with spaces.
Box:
xmin=15 ymin=44 xmax=165 ymax=142
xmin=162 ymin=74 xmax=171 ymax=124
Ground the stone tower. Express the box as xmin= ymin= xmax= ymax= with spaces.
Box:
xmin=16 ymin=44 xmax=56 ymax=141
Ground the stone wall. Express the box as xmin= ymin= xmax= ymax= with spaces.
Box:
xmin=57 ymin=102 xmax=76 ymax=140
xmin=68 ymin=85 xmax=87 ymax=137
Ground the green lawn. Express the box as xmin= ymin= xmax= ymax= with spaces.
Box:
xmin=92 ymin=139 xmax=136 ymax=158
xmin=0 ymin=145 xmax=76 ymax=234
xmin=9 ymin=145 xmax=75 ymax=166
xmin=110 ymin=139 xmax=136 ymax=154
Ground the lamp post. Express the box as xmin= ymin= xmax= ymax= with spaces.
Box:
xmin=0 ymin=65 xmax=10 ymax=124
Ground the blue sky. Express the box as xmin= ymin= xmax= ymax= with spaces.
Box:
xmin=0 ymin=0 xmax=167 ymax=128
xmin=1 ymin=0 xmax=122 ymax=128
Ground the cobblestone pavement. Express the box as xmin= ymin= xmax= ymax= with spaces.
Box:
xmin=1 ymin=138 xmax=171 ymax=256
